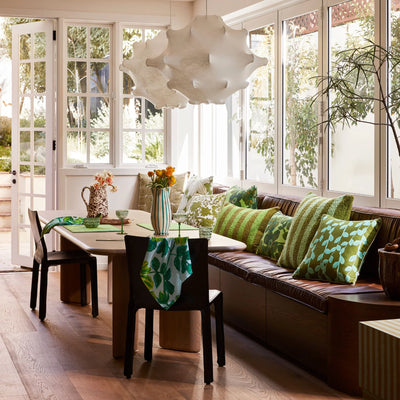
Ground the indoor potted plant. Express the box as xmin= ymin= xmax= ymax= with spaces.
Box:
xmin=313 ymin=40 xmax=400 ymax=299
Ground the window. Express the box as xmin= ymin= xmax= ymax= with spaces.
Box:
xmin=247 ymin=24 xmax=275 ymax=183
xmin=64 ymin=24 xmax=166 ymax=167
xmin=328 ymin=0 xmax=375 ymax=196
xmin=120 ymin=28 xmax=165 ymax=165
xmin=66 ymin=24 xmax=112 ymax=164
xmin=282 ymin=10 xmax=319 ymax=189
xmin=388 ymin=0 xmax=400 ymax=199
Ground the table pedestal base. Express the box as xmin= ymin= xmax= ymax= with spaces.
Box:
xmin=159 ymin=310 xmax=201 ymax=352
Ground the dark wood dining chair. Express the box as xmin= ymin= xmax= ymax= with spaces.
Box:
xmin=123 ymin=235 xmax=225 ymax=384
xmin=28 ymin=209 xmax=99 ymax=321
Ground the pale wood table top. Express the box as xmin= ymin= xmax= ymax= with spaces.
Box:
xmin=38 ymin=209 xmax=247 ymax=254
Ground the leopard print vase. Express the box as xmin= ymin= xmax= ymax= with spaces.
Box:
xmin=81 ymin=185 xmax=109 ymax=217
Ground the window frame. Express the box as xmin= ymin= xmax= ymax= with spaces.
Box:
xmin=278 ymin=0 xmax=323 ymax=198
xmin=220 ymin=0 xmax=400 ymax=209
xmin=243 ymin=13 xmax=279 ymax=194
xmin=60 ymin=20 xmax=169 ymax=170
xmin=322 ymin=0 xmax=381 ymax=207
xmin=117 ymin=24 xmax=168 ymax=168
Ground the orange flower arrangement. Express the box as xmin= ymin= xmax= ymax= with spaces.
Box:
xmin=147 ymin=166 xmax=176 ymax=189
xmin=93 ymin=170 xmax=118 ymax=192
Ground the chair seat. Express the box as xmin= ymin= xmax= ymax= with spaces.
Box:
xmin=47 ymin=250 xmax=94 ymax=264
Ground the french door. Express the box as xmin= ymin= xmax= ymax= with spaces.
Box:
xmin=11 ymin=21 xmax=55 ymax=267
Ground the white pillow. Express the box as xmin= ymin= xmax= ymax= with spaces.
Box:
xmin=177 ymin=175 xmax=213 ymax=213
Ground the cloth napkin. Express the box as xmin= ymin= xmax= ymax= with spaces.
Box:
xmin=140 ymin=237 xmax=192 ymax=310
xmin=41 ymin=216 xmax=85 ymax=237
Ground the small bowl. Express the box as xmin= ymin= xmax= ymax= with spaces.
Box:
xmin=83 ymin=217 xmax=101 ymax=228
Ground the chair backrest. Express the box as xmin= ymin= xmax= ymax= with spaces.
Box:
xmin=124 ymin=235 xmax=210 ymax=311
xmin=28 ymin=208 xmax=47 ymax=263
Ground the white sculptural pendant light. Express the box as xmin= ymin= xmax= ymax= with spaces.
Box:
xmin=147 ymin=15 xmax=269 ymax=105
xmin=119 ymin=31 xmax=188 ymax=109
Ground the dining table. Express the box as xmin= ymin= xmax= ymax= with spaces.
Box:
xmin=38 ymin=209 xmax=246 ymax=358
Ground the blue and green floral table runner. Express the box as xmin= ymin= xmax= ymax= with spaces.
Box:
xmin=140 ymin=237 xmax=192 ymax=309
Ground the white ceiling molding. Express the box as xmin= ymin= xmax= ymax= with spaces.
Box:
xmin=222 ymin=0 xmax=302 ymax=26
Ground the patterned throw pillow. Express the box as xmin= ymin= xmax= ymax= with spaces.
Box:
xmin=277 ymin=193 xmax=354 ymax=269
xmin=293 ymin=215 xmax=382 ymax=284
xmin=137 ymin=172 xmax=190 ymax=213
xmin=225 ymin=185 xmax=258 ymax=209
xmin=256 ymin=211 xmax=292 ymax=260
xmin=177 ymin=175 xmax=213 ymax=213
xmin=213 ymin=203 xmax=280 ymax=253
xmin=186 ymin=193 xmax=226 ymax=228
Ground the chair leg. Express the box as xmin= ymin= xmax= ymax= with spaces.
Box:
xmin=124 ymin=303 xmax=137 ymax=379
xmin=89 ymin=259 xmax=98 ymax=318
xmin=201 ymin=307 xmax=213 ymax=384
xmin=30 ymin=259 xmax=40 ymax=310
xmin=38 ymin=262 xmax=49 ymax=321
xmin=80 ymin=264 xmax=88 ymax=306
xmin=213 ymin=294 xmax=226 ymax=367
xmin=144 ymin=309 xmax=154 ymax=361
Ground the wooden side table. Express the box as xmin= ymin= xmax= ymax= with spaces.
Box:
xmin=328 ymin=292 xmax=400 ymax=395
xmin=359 ymin=319 xmax=400 ymax=400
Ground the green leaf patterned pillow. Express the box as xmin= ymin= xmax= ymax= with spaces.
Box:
xmin=277 ymin=193 xmax=354 ymax=269
xmin=177 ymin=175 xmax=213 ymax=213
xmin=256 ymin=211 xmax=292 ymax=260
xmin=293 ymin=215 xmax=381 ymax=285
xmin=213 ymin=203 xmax=280 ymax=253
xmin=225 ymin=185 xmax=258 ymax=209
xmin=186 ymin=193 xmax=226 ymax=228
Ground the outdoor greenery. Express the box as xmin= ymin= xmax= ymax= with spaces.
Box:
xmin=249 ymin=3 xmax=380 ymax=189
xmin=314 ymin=41 xmax=400 ymax=157
xmin=249 ymin=20 xmax=319 ymax=188
xmin=0 ymin=17 xmax=43 ymax=172
xmin=0 ymin=116 xmax=11 ymax=171
xmin=283 ymin=21 xmax=318 ymax=187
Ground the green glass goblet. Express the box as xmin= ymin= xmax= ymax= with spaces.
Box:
xmin=116 ymin=210 xmax=129 ymax=234
xmin=173 ymin=212 xmax=187 ymax=237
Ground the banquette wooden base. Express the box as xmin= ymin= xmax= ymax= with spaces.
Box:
xmin=209 ymin=264 xmax=400 ymax=396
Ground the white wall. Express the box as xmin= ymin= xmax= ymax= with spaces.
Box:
xmin=58 ymin=169 xmax=144 ymax=211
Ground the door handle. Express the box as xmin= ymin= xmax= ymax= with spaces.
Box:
xmin=11 ymin=170 xmax=16 ymax=175
xmin=12 ymin=179 xmax=16 ymax=184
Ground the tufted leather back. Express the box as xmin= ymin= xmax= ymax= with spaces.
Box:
xmin=213 ymin=185 xmax=400 ymax=282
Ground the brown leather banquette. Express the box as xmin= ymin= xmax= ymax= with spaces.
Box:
xmin=209 ymin=187 xmax=400 ymax=395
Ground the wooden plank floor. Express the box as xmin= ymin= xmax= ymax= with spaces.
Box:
xmin=0 ymin=270 xmax=360 ymax=400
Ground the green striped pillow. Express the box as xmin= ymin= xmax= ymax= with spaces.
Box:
xmin=213 ymin=203 xmax=280 ymax=253
xmin=277 ymin=193 xmax=354 ymax=269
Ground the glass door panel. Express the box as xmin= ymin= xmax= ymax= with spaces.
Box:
xmin=11 ymin=21 xmax=54 ymax=267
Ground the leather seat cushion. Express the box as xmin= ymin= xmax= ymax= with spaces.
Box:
xmin=209 ymin=251 xmax=383 ymax=312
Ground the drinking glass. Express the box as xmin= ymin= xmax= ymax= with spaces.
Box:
xmin=173 ymin=212 xmax=187 ymax=237
xmin=116 ymin=210 xmax=129 ymax=234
